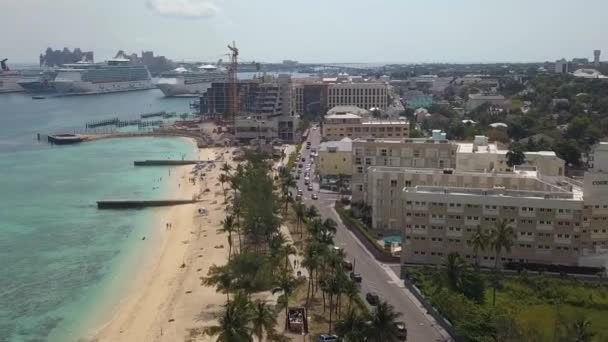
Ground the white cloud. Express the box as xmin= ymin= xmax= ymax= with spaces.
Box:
xmin=146 ymin=0 xmax=221 ymax=18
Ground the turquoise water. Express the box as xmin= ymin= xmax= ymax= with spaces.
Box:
xmin=383 ymin=235 xmax=402 ymax=244
xmin=0 ymin=90 xmax=196 ymax=341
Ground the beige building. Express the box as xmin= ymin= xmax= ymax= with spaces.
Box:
xmin=327 ymin=82 xmax=389 ymax=110
xmin=323 ymin=113 xmax=409 ymax=141
xmin=456 ymin=136 xmax=565 ymax=176
xmin=398 ymin=142 xmax=608 ymax=268
xmin=352 ymin=131 xmax=458 ymax=204
xmin=318 ymin=138 xmax=353 ymax=176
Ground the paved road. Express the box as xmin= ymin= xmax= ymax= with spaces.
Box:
xmin=291 ymin=127 xmax=452 ymax=342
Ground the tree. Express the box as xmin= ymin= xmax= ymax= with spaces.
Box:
xmin=273 ymin=269 xmax=299 ymax=327
xmin=506 ymin=143 xmax=526 ymax=168
xmin=302 ymin=241 xmax=323 ymax=308
xmin=366 ymin=301 xmax=403 ymax=342
xmin=470 ymin=225 xmax=490 ymax=267
xmin=335 ymin=308 xmax=369 ymax=342
xmin=445 ymin=252 xmax=466 ymax=291
xmin=490 ymin=220 xmax=516 ymax=305
xmin=293 ymin=202 xmax=306 ymax=238
xmin=202 ymin=264 xmax=234 ymax=302
xmin=218 ymin=215 xmax=237 ymax=259
xmin=204 ymin=292 xmax=253 ymax=342
xmin=251 ymin=300 xmax=277 ymax=342
xmin=218 ymin=173 xmax=229 ymax=203
xmin=221 ymin=162 xmax=233 ymax=176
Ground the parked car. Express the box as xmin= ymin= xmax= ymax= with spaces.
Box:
xmin=317 ymin=335 xmax=338 ymax=342
xmin=295 ymin=174 xmax=300 ymax=180
xmin=394 ymin=321 xmax=408 ymax=340
xmin=366 ymin=292 xmax=380 ymax=305
xmin=350 ymin=272 xmax=362 ymax=283
xmin=342 ymin=260 xmax=353 ymax=271
xmin=312 ymin=193 xmax=318 ymax=200
xmin=298 ymin=189 xmax=303 ymax=196
xmin=295 ymin=194 xmax=302 ymax=201
xmin=308 ymin=185 xmax=313 ymax=191
xmin=298 ymin=163 xmax=303 ymax=168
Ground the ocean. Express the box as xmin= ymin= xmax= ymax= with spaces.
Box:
xmin=0 ymin=89 xmax=196 ymax=342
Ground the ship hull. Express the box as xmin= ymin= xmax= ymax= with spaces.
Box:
xmin=156 ymin=81 xmax=213 ymax=97
xmin=18 ymin=80 xmax=56 ymax=93
xmin=53 ymin=79 xmax=155 ymax=95
xmin=0 ymin=74 xmax=24 ymax=93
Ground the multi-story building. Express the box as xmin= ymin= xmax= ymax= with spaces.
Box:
xmin=318 ymin=138 xmax=353 ymax=177
xmin=555 ymin=58 xmax=570 ymax=74
xmin=327 ymin=82 xmax=388 ymax=111
xmin=322 ymin=112 xmax=409 ymax=141
xmin=456 ymin=136 xmax=565 ymax=176
xmin=352 ymin=131 xmax=457 ymax=205
xmin=466 ymin=94 xmax=507 ymax=111
xmin=400 ymin=143 xmax=608 ymax=268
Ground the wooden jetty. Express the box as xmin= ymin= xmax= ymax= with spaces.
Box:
xmin=133 ymin=160 xmax=209 ymax=166
xmin=97 ymin=199 xmax=198 ymax=209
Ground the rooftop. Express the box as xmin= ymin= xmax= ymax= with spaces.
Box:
xmin=325 ymin=113 xmax=362 ymax=120
xmin=319 ymin=137 xmax=353 ymax=152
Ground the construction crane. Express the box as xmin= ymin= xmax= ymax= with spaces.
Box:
xmin=227 ymin=41 xmax=239 ymax=132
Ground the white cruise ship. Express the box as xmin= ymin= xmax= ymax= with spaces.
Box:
xmin=0 ymin=59 xmax=24 ymax=93
xmin=53 ymin=55 xmax=153 ymax=95
xmin=156 ymin=64 xmax=227 ymax=97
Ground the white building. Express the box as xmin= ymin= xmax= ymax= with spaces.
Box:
xmin=327 ymin=82 xmax=388 ymax=111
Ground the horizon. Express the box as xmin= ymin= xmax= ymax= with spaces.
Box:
xmin=3 ymin=0 xmax=608 ymax=64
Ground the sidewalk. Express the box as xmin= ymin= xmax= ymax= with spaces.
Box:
xmin=280 ymin=224 xmax=309 ymax=279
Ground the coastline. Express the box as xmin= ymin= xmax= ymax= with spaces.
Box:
xmin=83 ymin=143 xmax=233 ymax=342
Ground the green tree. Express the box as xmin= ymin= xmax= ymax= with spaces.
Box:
xmin=445 ymin=252 xmax=466 ymax=291
xmin=202 ymin=264 xmax=234 ymax=302
xmin=560 ymin=316 xmax=595 ymax=342
xmin=470 ymin=225 xmax=490 ymax=267
xmin=490 ymin=220 xmax=516 ymax=306
xmin=273 ymin=269 xmax=300 ymax=328
xmin=366 ymin=301 xmax=403 ymax=342
xmin=204 ymin=292 xmax=253 ymax=342
xmin=218 ymin=214 xmax=237 ymax=259
xmin=335 ymin=308 xmax=369 ymax=342
xmin=218 ymin=173 xmax=229 ymax=203
xmin=251 ymin=300 xmax=277 ymax=342
xmin=506 ymin=143 xmax=526 ymax=168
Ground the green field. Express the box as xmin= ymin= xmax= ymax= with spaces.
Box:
xmin=408 ymin=267 xmax=608 ymax=341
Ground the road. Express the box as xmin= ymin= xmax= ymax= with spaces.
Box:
xmin=291 ymin=127 xmax=451 ymax=342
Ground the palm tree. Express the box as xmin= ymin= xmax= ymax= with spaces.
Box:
xmin=204 ymin=292 xmax=253 ymax=342
xmin=343 ymin=279 xmax=359 ymax=310
xmin=471 ymin=225 xmax=489 ymax=267
xmin=202 ymin=264 xmax=234 ymax=302
xmin=272 ymin=269 xmax=299 ymax=327
xmin=306 ymin=205 xmax=320 ymax=222
xmin=218 ymin=215 xmax=237 ymax=260
xmin=221 ymin=162 xmax=233 ymax=176
xmin=293 ymin=202 xmax=306 ymax=238
xmin=251 ymin=300 xmax=277 ymax=342
xmin=490 ymin=219 xmax=516 ymax=306
xmin=335 ymin=308 xmax=369 ymax=342
xmin=445 ymin=252 xmax=466 ymax=291
xmin=302 ymin=242 xmax=322 ymax=308
xmin=367 ymin=301 xmax=402 ymax=342
xmin=218 ymin=173 xmax=229 ymax=203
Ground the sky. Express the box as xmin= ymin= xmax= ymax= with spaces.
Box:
xmin=2 ymin=0 xmax=608 ymax=64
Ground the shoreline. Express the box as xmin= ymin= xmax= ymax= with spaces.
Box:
xmin=84 ymin=144 xmax=233 ymax=342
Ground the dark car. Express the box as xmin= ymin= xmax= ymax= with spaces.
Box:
xmin=342 ymin=260 xmax=353 ymax=271
xmin=317 ymin=335 xmax=338 ymax=342
xmin=394 ymin=321 xmax=408 ymax=340
xmin=349 ymin=272 xmax=362 ymax=283
xmin=366 ymin=292 xmax=380 ymax=306
xmin=298 ymin=163 xmax=303 ymax=168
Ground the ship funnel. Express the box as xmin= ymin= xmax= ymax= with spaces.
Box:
xmin=1 ymin=59 xmax=9 ymax=71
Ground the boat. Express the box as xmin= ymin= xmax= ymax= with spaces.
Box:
xmin=32 ymin=96 xmax=46 ymax=100
xmin=18 ymin=70 xmax=57 ymax=93
xmin=53 ymin=52 xmax=154 ymax=95
xmin=0 ymin=59 xmax=24 ymax=93
xmin=47 ymin=133 xmax=84 ymax=145
xmin=156 ymin=62 xmax=227 ymax=97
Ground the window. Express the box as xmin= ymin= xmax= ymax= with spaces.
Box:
xmin=390 ymin=179 xmax=397 ymax=187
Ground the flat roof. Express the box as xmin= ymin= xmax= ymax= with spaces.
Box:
xmin=319 ymin=138 xmax=352 ymax=152
xmin=325 ymin=113 xmax=362 ymax=120
xmin=361 ymin=120 xmax=408 ymax=125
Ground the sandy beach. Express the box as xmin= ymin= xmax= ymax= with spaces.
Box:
xmin=87 ymin=145 xmax=237 ymax=342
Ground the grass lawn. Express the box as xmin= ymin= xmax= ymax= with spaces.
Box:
xmin=408 ymin=267 xmax=608 ymax=341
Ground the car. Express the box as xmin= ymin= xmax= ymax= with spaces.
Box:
xmin=301 ymin=157 xmax=306 ymax=162
xmin=308 ymin=185 xmax=313 ymax=191
xmin=306 ymin=163 xmax=312 ymax=168
xmin=312 ymin=127 xmax=318 ymax=130
xmin=295 ymin=174 xmax=300 ymax=180
xmin=297 ymin=189 xmax=303 ymax=196
xmin=297 ymin=169 xmax=302 ymax=174
xmin=350 ymin=272 xmax=362 ymax=283
xmin=394 ymin=321 xmax=408 ymax=340
xmin=298 ymin=163 xmax=303 ymax=168
xmin=312 ymin=193 xmax=318 ymax=200
xmin=295 ymin=194 xmax=302 ymax=201
xmin=306 ymin=145 xmax=310 ymax=150
xmin=342 ymin=260 xmax=353 ymax=271
xmin=317 ymin=335 xmax=338 ymax=342
xmin=366 ymin=292 xmax=380 ymax=305
xmin=306 ymin=141 xmax=312 ymax=146
xmin=304 ymin=179 xmax=310 ymax=185
xmin=311 ymin=148 xmax=317 ymax=153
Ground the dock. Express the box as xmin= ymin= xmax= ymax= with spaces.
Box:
xmin=97 ymin=199 xmax=198 ymax=209
xmin=133 ymin=160 xmax=211 ymax=166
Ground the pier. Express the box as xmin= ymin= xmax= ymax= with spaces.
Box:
xmin=133 ymin=160 xmax=211 ymax=166
xmin=97 ymin=199 xmax=199 ymax=209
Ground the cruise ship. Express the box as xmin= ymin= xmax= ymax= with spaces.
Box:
xmin=17 ymin=70 xmax=57 ymax=93
xmin=0 ymin=59 xmax=24 ymax=93
xmin=156 ymin=64 xmax=227 ymax=97
xmin=53 ymin=53 xmax=153 ymax=95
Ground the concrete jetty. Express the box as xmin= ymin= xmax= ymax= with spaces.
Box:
xmin=97 ymin=199 xmax=198 ymax=209
xmin=133 ymin=160 xmax=211 ymax=166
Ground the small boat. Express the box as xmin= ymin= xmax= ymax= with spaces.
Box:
xmin=32 ymin=95 xmax=46 ymax=100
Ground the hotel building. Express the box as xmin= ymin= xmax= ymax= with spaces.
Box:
xmin=322 ymin=112 xmax=409 ymax=141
